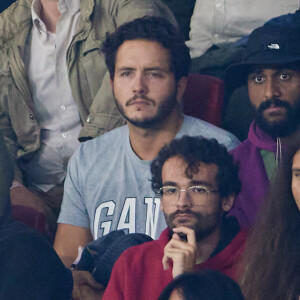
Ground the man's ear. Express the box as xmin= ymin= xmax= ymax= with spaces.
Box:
xmin=221 ymin=194 xmax=235 ymax=212
xmin=176 ymin=76 xmax=187 ymax=103
xmin=110 ymin=79 xmax=113 ymax=87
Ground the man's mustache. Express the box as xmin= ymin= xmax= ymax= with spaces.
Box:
xmin=170 ymin=210 xmax=198 ymax=219
xmin=258 ymin=98 xmax=290 ymax=113
xmin=126 ymin=94 xmax=155 ymax=106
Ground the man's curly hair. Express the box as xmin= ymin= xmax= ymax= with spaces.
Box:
xmin=102 ymin=16 xmax=191 ymax=82
xmin=150 ymin=136 xmax=241 ymax=199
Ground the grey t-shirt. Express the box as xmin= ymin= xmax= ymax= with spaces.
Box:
xmin=58 ymin=116 xmax=239 ymax=239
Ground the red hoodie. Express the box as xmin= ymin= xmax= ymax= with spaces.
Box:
xmin=103 ymin=227 xmax=247 ymax=300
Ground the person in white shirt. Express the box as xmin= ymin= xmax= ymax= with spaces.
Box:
xmin=187 ymin=0 xmax=299 ymax=59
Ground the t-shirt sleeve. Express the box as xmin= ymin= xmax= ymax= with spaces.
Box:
xmin=57 ymin=150 xmax=90 ymax=228
xmin=225 ymin=133 xmax=241 ymax=151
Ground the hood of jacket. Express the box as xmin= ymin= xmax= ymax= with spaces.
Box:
xmin=248 ymin=121 xmax=278 ymax=152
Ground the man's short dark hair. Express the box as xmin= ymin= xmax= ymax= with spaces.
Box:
xmin=102 ymin=16 xmax=191 ymax=82
xmin=151 ymin=136 xmax=241 ymax=199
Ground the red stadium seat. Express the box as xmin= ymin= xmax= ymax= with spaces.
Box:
xmin=11 ymin=205 xmax=46 ymax=234
xmin=183 ymin=74 xmax=224 ymax=127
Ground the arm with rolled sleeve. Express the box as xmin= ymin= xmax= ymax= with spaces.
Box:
xmin=54 ymin=149 xmax=93 ymax=267
xmin=58 ymin=150 xmax=90 ymax=228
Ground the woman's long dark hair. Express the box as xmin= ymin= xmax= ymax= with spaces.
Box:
xmin=241 ymin=139 xmax=300 ymax=300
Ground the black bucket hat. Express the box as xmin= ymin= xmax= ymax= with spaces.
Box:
xmin=77 ymin=230 xmax=153 ymax=286
xmin=224 ymin=22 xmax=300 ymax=91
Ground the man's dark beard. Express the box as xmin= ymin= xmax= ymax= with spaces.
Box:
xmin=255 ymin=98 xmax=300 ymax=138
xmin=114 ymin=91 xmax=178 ymax=129
xmin=165 ymin=208 xmax=223 ymax=242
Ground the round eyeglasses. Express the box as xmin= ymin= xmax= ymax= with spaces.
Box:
xmin=159 ymin=185 xmax=219 ymax=206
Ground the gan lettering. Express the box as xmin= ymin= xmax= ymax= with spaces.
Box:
xmin=93 ymin=197 xmax=161 ymax=239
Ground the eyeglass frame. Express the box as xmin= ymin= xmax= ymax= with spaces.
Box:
xmin=158 ymin=185 xmax=219 ymax=206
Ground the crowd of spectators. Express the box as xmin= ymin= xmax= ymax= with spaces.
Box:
xmin=0 ymin=1 xmax=299 ymax=299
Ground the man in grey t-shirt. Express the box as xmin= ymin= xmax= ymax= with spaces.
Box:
xmin=54 ymin=16 xmax=239 ymax=298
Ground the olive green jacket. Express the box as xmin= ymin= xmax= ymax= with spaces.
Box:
xmin=0 ymin=0 xmax=176 ymax=182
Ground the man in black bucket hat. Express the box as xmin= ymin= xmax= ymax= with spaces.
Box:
xmin=224 ymin=21 xmax=300 ymax=228
xmin=225 ymin=21 xmax=300 ymax=91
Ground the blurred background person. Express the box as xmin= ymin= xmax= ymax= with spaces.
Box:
xmin=158 ymin=270 xmax=244 ymax=300
xmin=241 ymin=137 xmax=300 ymax=300
xmin=0 ymin=131 xmax=73 ymax=300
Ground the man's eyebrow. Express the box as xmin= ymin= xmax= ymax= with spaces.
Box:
xmin=161 ymin=181 xmax=177 ymax=187
xmin=116 ymin=66 xmax=171 ymax=73
xmin=249 ymin=68 xmax=292 ymax=75
xmin=292 ymin=167 xmax=300 ymax=172
xmin=144 ymin=67 xmax=170 ymax=72
xmin=116 ymin=67 xmax=135 ymax=71
xmin=273 ymin=69 xmax=295 ymax=76
xmin=190 ymin=180 xmax=215 ymax=188
xmin=248 ymin=68 xmax=263 ymax=75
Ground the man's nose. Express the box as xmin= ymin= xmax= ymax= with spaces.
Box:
xmin=264 ymin=78 xmax=281 ymax=100
xmin=176 ymin=190 xmax=192 ymax=208
xmin=132 ymin=74 xmax=147 ymax=95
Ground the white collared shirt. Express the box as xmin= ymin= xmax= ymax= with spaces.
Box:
xmin=186 ymin=0 xmax=300 ymax=58
xmin=23 ymin=0 xmax=82 ymax=192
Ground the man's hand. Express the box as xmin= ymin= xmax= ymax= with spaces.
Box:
xmin=71 ymin=270 xmax=104 ymax=300
xmin=162 ymin=227 xmax=197 ymax=278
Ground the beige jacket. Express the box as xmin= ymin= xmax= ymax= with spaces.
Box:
xmin=0 ymin=0 xmax=176 ymax=182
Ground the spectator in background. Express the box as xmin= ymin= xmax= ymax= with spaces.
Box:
xmin=241 ymin=138 xmax=300 ymax=300
xmin=161 ymin=0 xmax=196 ymax=40
xmin=158 ymin=270 xmax=244 ymax=300
xmin=184 ymin=2 xmax=299 ymax=141
xmin=187 ymin=0 xmax=299 ymax=76
xmin=223 ymin=8 xmax=300 ymax=141
xmin=102 ymin=136 xmax=246 ymax=300
xmin=0 ymin=0 xmax=175 ymax=242
xmin=224 ymin=22 xmax=300 ymax=227
xmin=0 ymin=131 xmax=73 ymax=300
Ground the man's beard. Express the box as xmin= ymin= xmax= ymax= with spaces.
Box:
xmin=164 ymin=207 xmax=223 ymax=242
xmin=113 ymin=91 xmax=178 ymax=129
xmin=255 ymin=98 xmax=300 ymax=138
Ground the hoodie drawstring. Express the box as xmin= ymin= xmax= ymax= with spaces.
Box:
xmin=276 ymin=138 xmax=282 ymax=166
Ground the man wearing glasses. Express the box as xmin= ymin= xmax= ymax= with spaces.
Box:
xmin=103 ymin=136 xmax=247 ymax=300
